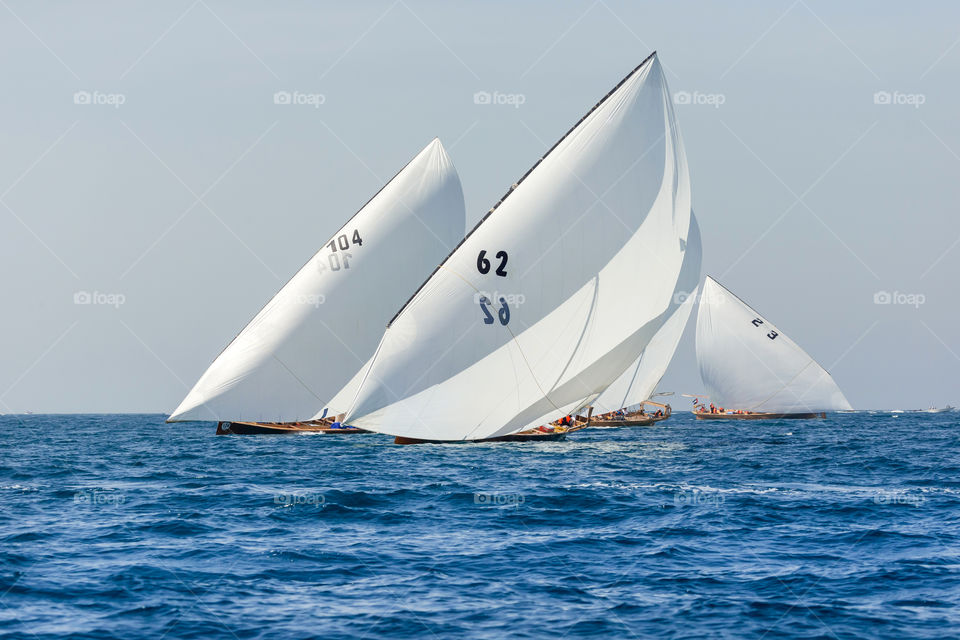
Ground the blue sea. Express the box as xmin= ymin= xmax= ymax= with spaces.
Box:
xmin=1 ymin=412 xmax=958 ymax=639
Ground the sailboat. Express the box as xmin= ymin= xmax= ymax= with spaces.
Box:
xmin=926 ymin=406 xmax=955 ymax=413
xmin=907 ymin=406 xmax=955 ymax=414
xmin=339 ymin=52 xmax=696 ymax=443
xmin=694 ymin=276 xmax=853 ymax=420
xmin=167 ymin=139 xmax=466 ymax=433
xmin=589 ymin=210 xmax=703 ymax=427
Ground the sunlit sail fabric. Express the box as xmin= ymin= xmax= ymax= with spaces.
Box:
xmin=695 ymin=276 xmax=852 ymax=412
xmin=593 ymin=211 xmax=702 ymax=413
xmin=168 ymin=139 xmax=465 ymax=423
xmin=343 ymin=53 xmax=694 ymax=440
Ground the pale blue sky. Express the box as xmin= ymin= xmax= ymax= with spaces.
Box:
xmin=1 ymin=1 xmax=957 ymax=412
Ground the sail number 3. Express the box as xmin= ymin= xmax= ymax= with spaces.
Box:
xmin=751 ymin=317 xmax=778 ymax=340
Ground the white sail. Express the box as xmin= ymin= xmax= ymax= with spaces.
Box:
xmin=593 ymin=211 xmax=702 ymax=413
xmin=168 ymin=139 xmax=465 ymax=423
xmin=695 ymin=276 xmax=852 ymax=412
xmin=343 ymin=53 xmax=694 ymax=440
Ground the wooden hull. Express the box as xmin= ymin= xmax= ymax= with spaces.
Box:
xmin=694 ymin=412 xmax=826 ymax=421
xmin=590 ymin=402 xmax=671 ymax=428
xmin=217 ymin=421 xmax=368 ymax=435
xmin=590 ymin=414 xmax=670 ymax=427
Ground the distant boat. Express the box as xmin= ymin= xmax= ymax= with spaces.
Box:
xmin=922 ymin=406 xmax=955 ymax=413
xmin=167 ymin=139 xmax=465 ymax=433
xmin=342 ymin=52 xmax=696 ymax=443
xmin=694 ymin=276 xmax=852 ymax=420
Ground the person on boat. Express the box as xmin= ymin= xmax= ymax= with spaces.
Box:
xmin=654 ymin=409 xmax=663 ymax=418
xmin=638 ymin=407 xmax=646 ymax=416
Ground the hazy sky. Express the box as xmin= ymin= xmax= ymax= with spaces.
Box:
xmin=1 ymin=1 xmax=958 ymax=413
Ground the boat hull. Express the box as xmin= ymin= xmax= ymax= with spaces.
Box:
xmin=694 ymin=412 xmax=826 ymax=421
xmin=217 ymin=421 xmax=368 ymax=435
xmin=590 ymin=413 xmax=670 ymax=427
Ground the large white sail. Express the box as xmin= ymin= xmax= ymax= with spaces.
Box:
xmin=168 ymin=139 xmax=465 ymax=423
xmin=343 ymin=53 xmax=694 ymax=441
xmin=593 ymin=211 xmax=702 ymax=413
xmin=695 ymin=276 xmax=852 ymax=412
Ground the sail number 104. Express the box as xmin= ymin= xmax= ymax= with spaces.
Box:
xmin=318 ymin=230 xmax=362 ymax=273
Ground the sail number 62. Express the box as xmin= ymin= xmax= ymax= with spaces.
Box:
xmin=477 ymin=250 xmax=508 ymax=277
xmin=478 ymin=296 xmax=510 ymax=326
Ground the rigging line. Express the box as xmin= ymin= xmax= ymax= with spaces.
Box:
xmin=618 ymin=351 xmax=646 ymax=410
xmin=462 ymin=290 xmax=600 ymax=440
xmin=271 ymin=355 xmax=326 ymax=404
xmin=543 ymin=278 xmax=601 ymax=396
xmin=747 ymin=358 xmax=816 ymax=411
xmin=719 ymin=317 xmax=813 ymax=411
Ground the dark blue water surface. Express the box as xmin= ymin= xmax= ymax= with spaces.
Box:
xmin=1 ymin=412 xmax=959 ymax=639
